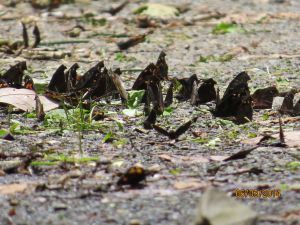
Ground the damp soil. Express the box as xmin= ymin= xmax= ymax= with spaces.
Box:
xmin=1 ymin=0 xmax=300 ymax=224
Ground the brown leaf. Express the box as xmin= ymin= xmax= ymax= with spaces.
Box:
xmin=157 ymin=154 xmax=227 ymax=164
xmin=227 ymin=46 xmax=249 ymax=56
xmin=192 ymin=131 xmax=208 ymax=138
xmin=0 ymin=88 xmax=58 ymax=112
xmin=0 ymin=183 xmax=29 ymax=194
xmin=8 ymin=208 xmax=16 ymax=216
xmin=241 ymin=131 xmax=300 ymax=147
xmin=173 ymin=180 xmax=207 ymax=190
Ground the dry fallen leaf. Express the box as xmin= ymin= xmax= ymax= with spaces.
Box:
xmin=241 ymin=131 xmax=300 ymax=147
xmin=157 ymin=154 xmax=227 ymax=164
xmin=0 ymin=183 xmax=29 ymax=194
xmin=8 ymin=208 xmax=16 ymax=216
xmin=173 ymin=180 xmax=207 ymax=190
xmin=0 ymin=88 xmax=59 ymax=112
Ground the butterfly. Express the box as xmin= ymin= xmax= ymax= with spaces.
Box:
xmin=235 ymin=94 xmax=253 ymax=124
xmin=117 ymin=164 xmax=146 ymax=186
xmin=153 ymin=117 xmax=198 ymax=139
xmin=279 ymin=89 xmax=300 ymax=115
xmin=2 ymin=61 xmax=27 ymax=88
xmin=156 ymin=51 xmax=169 ymax=80
xmin=66 ymin=63 xmax=80 ymax=93
xmin=223 ymin=71 xmax=250 ymax=98
xmin=110 ymin=68 xmax=128 ymax=101
xmin=47 ymin=64 xmax=67 ymax=93
xmin=176 ymin=74 xmax=199 ymax=101
xmin=24 ymin=75 xmax=35 ymax=90
xmin=213 ymin=83 xmax=250 ymax=117
xmin=164 ymin=82 xmax=173 ymax=107
xmin=144 ymin=78 xmax=155 ymax=115
xmin=251 ymin=86 xmax=278 ymax=109
xmin=117 ymin=33 xmax=147 ymax=50
xmin=212 ymin=72 xmax=250 ymax=117
xmin=75 ymin=61 xmax=104 ymax=91
xmin=191 ymin=78 xmax=217 ymax=105
xmin=143 ymin=108 xmax=157 ymax=129
xmin=132 ymin=63 xmax=158 ymax=90
xmin=153 ymin=81 xmax=164 ymax=115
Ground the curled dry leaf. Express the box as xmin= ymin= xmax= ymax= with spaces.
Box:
xmin=241 ymin=131 xmax=300 ymax=147
xmin=0 ymin=183 xmax=30 ymax=194
xmin=0 ymin=88 xmax=59 ymax=112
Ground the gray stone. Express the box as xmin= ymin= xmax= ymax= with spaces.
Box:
xmin=194 ymin=187 xmax=258 ymax=225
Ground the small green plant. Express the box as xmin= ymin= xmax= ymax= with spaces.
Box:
xmin=116 ymin=53 xmax=136 ymax=62
xmin=212 ymin=22 xmax=246 ymax=34
xmin=262 ymin=115 xmax=268 ymax=120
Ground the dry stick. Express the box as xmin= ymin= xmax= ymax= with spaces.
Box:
xmin=278 ymin=113 xmax=285 ymax=144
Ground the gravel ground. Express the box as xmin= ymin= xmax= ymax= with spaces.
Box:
xmin=1 ymin=0 xmax=300 ymax=224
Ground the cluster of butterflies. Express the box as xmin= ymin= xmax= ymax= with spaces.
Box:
xmin=0 ymin=51 xmax=297 ymax=140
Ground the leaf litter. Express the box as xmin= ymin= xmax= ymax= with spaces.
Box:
xmin=1 ymin=0 xmax=300 ymax=224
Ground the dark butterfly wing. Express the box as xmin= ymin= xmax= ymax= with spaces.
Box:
xmin=31 ymin=23 xmax=41 ymax=48
xmin=293 ymin=99 xmax=300 ymax=116
xmin=223 ymin=71 xmax=250 ymax=99
xmin=24 ymin=75 xmax=35 ymax=90
xmin=173 ymin=118 xmax=198 ymax=139
xmin=154 ymin=81 xmax=164 ymax=115
xmin=176 ymin=74 xmax=199 ymax=101
xmin=21 ymin=22 xmax=28 ymax=48
xmin=153 ymin=125 xmax=170 ymax=137
xmin=75 ymin=61 xmax=104 ymax=90
xmin=279 ymin=90 xmax=295 ymax=114
xmin=110 ymin=68 xmax=128 ymax=101
xmin=2 ymin=61 xmax=27 ymax=87
xmin=143 ymin=108 xmax=157 ymax=129
xmin=79 ymin=72 xmax=103 ymax=100
xmin=190 ymin=81 xmax=198 ymax=105
xmin=144 ymin=79 xmax=155 ymax=115
xmin=48 ymin=64 xmax=67 ymax=93
xmin=156 ymin=51 xmax=168 ymax=79
xmin=117 ymin=166 xmax=146 ymax=186
xmin=92 ymin=68 xmax=109 ymax=98
xmin=216 ymin=87 xmax=220 ymax=107
xmin=66 ymin=63 xmax=79 ymax=92
xmin=251 ymin=86 xmax=278 ymax=109
xmin=117 ymin=34 xmax=146 ymax=50
xmin=213 ymin=83 xmax=249 ymax=117
xmin=35 ymin=94 xmax=45 ymax=121
xmin=0 ymin=80 xmax=8 ymax=88
xmin=132 ymin=63 xmax=157 ymax=90
xmin=48 ymin=0 xmax=62 ymax=10
xmin=197 ymin=78 xmax=217 ymax=104
xmin=236 ymin=95 xmax=253 ymax=124
xmin=164 ymin=82 xmax=173 ymax=107
xmin=114 ymin=67 xmax=122 ymax=76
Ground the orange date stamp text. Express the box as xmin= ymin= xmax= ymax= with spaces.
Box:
xmin=235 ymin=189 xmax=280 ymax=198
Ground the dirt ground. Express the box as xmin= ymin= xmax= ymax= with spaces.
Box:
xmin=1 ymin=0 xmax=300 ymax=224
